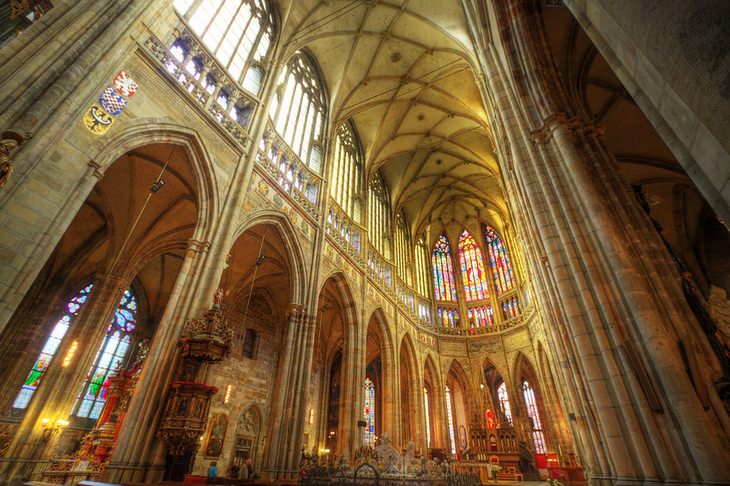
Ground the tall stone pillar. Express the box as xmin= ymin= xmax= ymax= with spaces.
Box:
xmin=264 ymin=304 xmax=310 ymax=479
xmin=564 ymin=0 xmax=730 ymax=224
xmin=475 ymin=1 xmax=730 ymax=483
xmin=105 ymin=238 xmax=212 ymax=483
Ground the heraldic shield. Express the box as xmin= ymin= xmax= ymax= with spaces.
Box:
xmin=83 ymin=103 xmax=115 ymax=135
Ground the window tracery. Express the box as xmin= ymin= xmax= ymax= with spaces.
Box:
xmin=497 ymin=382 xmax=513 ymax=426
xmin=415 ymin=235 xmax=431 ymax=298
xmin=174 ymin=0 xmax=274 ymax=96
xmin=467 ymin=305 xmax=494 ymax=328
xmin=368 ymin=173 xmax=392 ymax=260
xmin=73 ymin=288 xmax=138 ymax=420
xmin=432 ymin=234 xmax=457 ymax=302
xmin=269 ymin=51 xmax=326 ymax=172
xmin=522 ymin=380 xmax=546 ymax=454
xmin=330 ymin=121 xmax=363 ymax=223
xmin=484 ymin=226 xmax=516 ymax=295
xmin=437 ymin=308 xmax=459 ymax=328
xmin=394 ymin=212 xmax=413 ymax=287
xmin=458 ymin=229 xmax=489 ymax=302
xmin=12 ymin=284 xmax=94 ymax=410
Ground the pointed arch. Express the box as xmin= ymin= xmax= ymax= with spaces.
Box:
xmin=399 ymin=333 xmax=421 ymax=447
xmin=364 ymin=308 xmax=396 ymax=444
xmin=423 ymin=354 xmax=443 ymax=449
xmin=483 ymin=225 xmax=516 ymax=295
xmin=445 ymin=359 xmax=471 ymax=456
xmin=514 ymin=352 xmax=548 ymax=455
xmin=92 ymin=122 xmax=220 ymax=243
xmin=232 ymin=211 xmax=310 ymax=306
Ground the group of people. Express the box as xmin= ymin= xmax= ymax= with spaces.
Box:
xmin=207 ymin=458 xmax=254 ymax=482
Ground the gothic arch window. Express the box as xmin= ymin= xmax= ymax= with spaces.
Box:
xmin=484 ymin=226 xmax=516 ymax=295
xmin=522 ymin=380 xmax=546 ymax=454
xmin=368 ymin=172 xmax=392 ymax=260
xmin=73 ymin=288 xmax=138 ymax=419
xmin=330 ymin=121 xmax=363 ymax=223
xmin=242 ymin=328 xmax=257 ymax=359
xmin=497 ymin=382 xmax=513 ymax=426
xmin=174 ymin=0 xmax=274 ymax=95
xmin=363 ymin=378 xmax=376 ymax=446
xmin=415 ymin=235 xmax=430 ymax=298
xmin=445 ymin=385 xmax=457 ymax=455
xmin=269 ymin=51 xmax=327 ymax=172
xmin=12 ymin=284 xmax=94 ymax=410
xmin=458 ymin=229 xmax=489 ymax=301
xmin=432 ymin=234 xmax=457 ymax=302
xmin=394 ymin=212 xmax=413 ymax=286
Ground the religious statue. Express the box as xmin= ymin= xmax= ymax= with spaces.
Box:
xmin=213 ymin=288 xmax=225 ymax=310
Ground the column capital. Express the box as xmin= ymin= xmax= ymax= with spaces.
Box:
xmin=530 ymin=113 xmax=605 ymax=144
xmin=286 ymin=303 xmax=307 ymax=319
xmin=186 ymin=239 xmax=211 ymax=255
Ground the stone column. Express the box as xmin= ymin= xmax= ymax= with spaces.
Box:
xmin=264 ymin=304 xmax=308 ymax=479
xmin=105 ymin=238 xmax=212 ymax=483
xmin=565 ymin=0 xmax=730 ymax=225
xmin=477 ymin=2 xmax=730 ymax=482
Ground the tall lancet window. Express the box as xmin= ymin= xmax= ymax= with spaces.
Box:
xmin=363 ymin=378 xmax=376 ymax=446
xmin=74 ymin=288 xmax=138 ymax=419
xmin=522 ymin=380 xmax=547 ymax=454
xmin=445 ymin=386 xmax=457 ymax=454
xmin=415 ymin=235 xmax=430 ymax=298
xmin=174 ymin=0 xmax=274 ymax=95
xmin=13 ymin=284 xmax=94 ymax=410
xmin=458 ymin=229 xmax=489 ymax=301
xmin=432 ymin=234 xmax=457 ymax=302
xmin=497 ymin=382 xmax=513 ymax=426
xmin=394 ymin=212 xmax=413 ymax=286
xmin=484 ymin=226 xmax=516 ymax=295
xmin=368 ymin=172 xmax=392 ymax=260
xmin=269 ymin=51 xmax=327 ymax=172
xmin=330 ymin=121 xmax=363 ymax=222
xmin=424 ymin=387 xmax=431 ymax=448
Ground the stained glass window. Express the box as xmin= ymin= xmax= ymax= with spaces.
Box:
xmin=522 ymin=380 xmax=546 ymax=454
xmin=74 ymin=289 xmax=138 ymax=420
xmin=437 ymin=308 xmax=460 ymax=328
xmin=432 ymin=234 xmax=457 ymax=302
xmin=484 ymin=226 xmax=515 ymax=295
xmin=269 ymin=51 xmax=326 ymax=172
xmin=13 ymin=284 xmax=94 ymax=410
xmin=467 ymin=306 xmax=494 ymax=328
xmin=445 ymin=386 xmax=457 ymax=454
xmin=497 ymin=382 xmax=513 ymax=426
xmin=457 ymin=230 xmax=489 ymax=301
xmin=501 ymin=295 xmax=521 ymax=319
xmin=424 ymin=387 xmax=431 ymax=448
xmin=363 ymin=378 xmax=376 ymax=446
xmin=174 ymin=0 xmax=274 ymax=96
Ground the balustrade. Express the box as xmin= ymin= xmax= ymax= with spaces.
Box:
xmin=367 ymin=247 xmax=393 ymax=292
xmin=142 ymin=31 xmax=256 ymax=151
xmin=326 ymin=201 xmax=363 ymax=264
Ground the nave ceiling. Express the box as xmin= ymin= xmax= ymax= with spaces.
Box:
xmin=279 ymin=0 xmax=506 ymax=243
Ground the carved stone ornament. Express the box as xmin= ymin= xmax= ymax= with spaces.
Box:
xmin=0 ymin=130 xmax=31 ymax=190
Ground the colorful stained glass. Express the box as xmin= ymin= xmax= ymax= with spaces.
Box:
xmin=437 ymin=308 xmax=460 ymax=328
xmin=457 ymin=230 xmax=489 ymax=301
xmin=13 ymin=284 xmax=94 ymax=410
xmin=501 ymin=296 xmax=521 ymax=319
xmin=432 ymin=234 xmax=457 ymax=301
xmin=497 ymin=382 xmax=513 ymax=426
xmin=523 ymin=380 xmax=546 ymax=454
xmin=74 ymin=288 xmax=137 ymax=419
xmin=363 ymin=378 xmax=376 ymax=446
xmin=467 ymin=306 xmax=494 ymax=328
xmin=484 ymin=226 xmax=515 ymax=295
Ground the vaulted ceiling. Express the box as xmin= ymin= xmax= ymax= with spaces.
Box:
xmin=279 ymin=0 xmax=506 ymax=242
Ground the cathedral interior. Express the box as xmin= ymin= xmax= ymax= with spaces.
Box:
xmin=0 ymin=0 xmax=729 ymax=485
